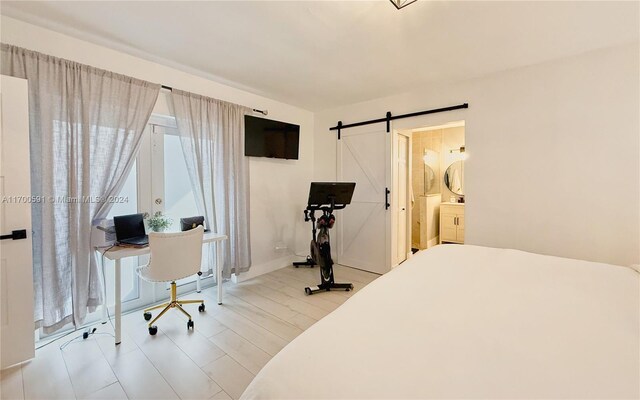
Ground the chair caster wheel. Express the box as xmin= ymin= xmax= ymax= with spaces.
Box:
xmin=304 ymin=287 xmax=312 ymax=295
xmin=148 ymin=326 xmax=158 ymax=335
xmin=187 ymin=320 xmax=194 ymax=330
xmin=143 ymin=312 xmax=152 ymax=321
xmin=198 ymin=303 xmax=205 ymax=312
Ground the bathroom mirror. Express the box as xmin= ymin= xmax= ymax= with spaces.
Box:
xmin=422 ymin=149 xmax=440 ymax=195
xmin=444 ymin=160 xmax=464 ymax=195
xmin=424 ymin=165 xmax=436 ymax=193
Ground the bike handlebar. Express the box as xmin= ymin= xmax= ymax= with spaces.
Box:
xmin=305 ymin=203 xmax=347 ymax=212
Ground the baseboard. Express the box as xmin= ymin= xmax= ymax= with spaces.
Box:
xmin=427 ymin=236 xmax=439 ymax=248
xmin=232 ymin=254 xmax=295 ymax=283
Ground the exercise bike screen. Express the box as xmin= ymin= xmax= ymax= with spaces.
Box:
xmin=307 ymin=182 xmax=356 ymax=206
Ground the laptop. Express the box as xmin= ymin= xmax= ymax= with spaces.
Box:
xmin=113 ymin=213 xmax=149 ymax=246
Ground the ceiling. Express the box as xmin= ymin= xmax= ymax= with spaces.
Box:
xmin=1 ymin=1 xmax=638 ymax=111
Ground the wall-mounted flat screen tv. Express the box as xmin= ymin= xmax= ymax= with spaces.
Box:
xmin=244 ymin=115 xmax=300 ymax=160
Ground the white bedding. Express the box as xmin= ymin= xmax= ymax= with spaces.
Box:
xmin=241 ymin=245 xmax=639 ymax=399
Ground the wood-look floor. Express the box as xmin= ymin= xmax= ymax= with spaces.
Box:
xmin=0 ymin=264 xmax=379 ymax=400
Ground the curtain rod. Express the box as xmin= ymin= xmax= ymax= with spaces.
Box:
xmin=329 ymin=103 xmax=468 ymax=139
xmin=160 ymin=85 xmax=268 ymax=116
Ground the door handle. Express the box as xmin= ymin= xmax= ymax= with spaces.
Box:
xmin=385 ymin=188 xmax=390 ymax=210
xmin=0 ymin=229 xmax=27 ymax=241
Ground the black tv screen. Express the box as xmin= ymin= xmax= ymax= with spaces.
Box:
xmin=244 ymin=115 xmax=300 ymax=160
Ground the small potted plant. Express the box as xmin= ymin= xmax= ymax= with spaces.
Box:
xmin=145 ymin=211 xmax=172 ymax=232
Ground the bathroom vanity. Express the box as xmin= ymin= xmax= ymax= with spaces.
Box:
xmin=439 ymin=203 xmax=465 ymax=244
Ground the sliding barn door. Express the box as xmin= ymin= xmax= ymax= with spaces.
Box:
xmin=336 ymin=125 xmax=391 ymax=274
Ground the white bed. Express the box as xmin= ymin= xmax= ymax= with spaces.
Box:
xmin=241 ymin=245 xmax=639 ymax=399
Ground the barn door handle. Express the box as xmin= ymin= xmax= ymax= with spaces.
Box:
xmin=385 ymin=188 xmax=390 ymax=210
xmin=0 ymin=229 xmax=27 ymax=240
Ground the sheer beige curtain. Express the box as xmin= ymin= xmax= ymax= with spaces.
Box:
xmin=171 ymin=89 xmax=251 ymax=279
xmin=1 ymin=44 xmax=160 ymax=333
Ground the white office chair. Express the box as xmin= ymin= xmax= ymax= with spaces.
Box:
xmin=137 ymin=225 xmax=205 ymax=335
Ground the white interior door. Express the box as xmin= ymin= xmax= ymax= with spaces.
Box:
xmin=0 ymin=75 xmax=34 ymax=369
xmin=336 ymin=125 xmax=391 ymax=274
xmin=396 ymin=134 xmax=409 ymax=264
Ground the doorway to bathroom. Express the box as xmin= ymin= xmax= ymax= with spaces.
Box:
xmin=393 ymin=121 xmax=466 ymax=265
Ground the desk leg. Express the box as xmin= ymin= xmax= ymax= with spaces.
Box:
xmin=100 ymin=254 xmax=108 ymax=324
xmin=196 ymin=273 xmax=201 ymax=293
xmin=102 ymin=302 xmax=108 ymax=324
xmin=216 ymin=241 xmax=223 ymax=305
xmin=115 ymin=259 xmax=122 ymax=345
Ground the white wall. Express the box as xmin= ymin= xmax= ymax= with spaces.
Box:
xmin=315 ymin=43 xmax=640 ymax=266
xmin=4 ymin=16 xmax=638 ymax=269
xmin=1 ymin=16 xmax=314 ymax=279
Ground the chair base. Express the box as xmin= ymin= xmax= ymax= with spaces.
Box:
xmin=143 ymin=281 xmax=204 ymax=331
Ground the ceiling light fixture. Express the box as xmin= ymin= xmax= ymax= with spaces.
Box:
xmin=390 ymin=0 xmax=417 ymax=10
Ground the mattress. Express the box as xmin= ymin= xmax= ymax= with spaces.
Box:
xmin=241 ymin=245 xmax=640 ymax=399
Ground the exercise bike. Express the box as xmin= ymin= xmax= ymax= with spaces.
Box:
xmin=295 ymin=182 xmax=356 ymax=295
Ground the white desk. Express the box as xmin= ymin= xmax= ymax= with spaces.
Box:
xmin=98 ymin=232 xmax=227 ymax=345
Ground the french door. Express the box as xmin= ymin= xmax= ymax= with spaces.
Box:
xmin=149 ymin=120 xmax=211 ymax=287
xmin=101 ymin=117 xmax=205 ymax=316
